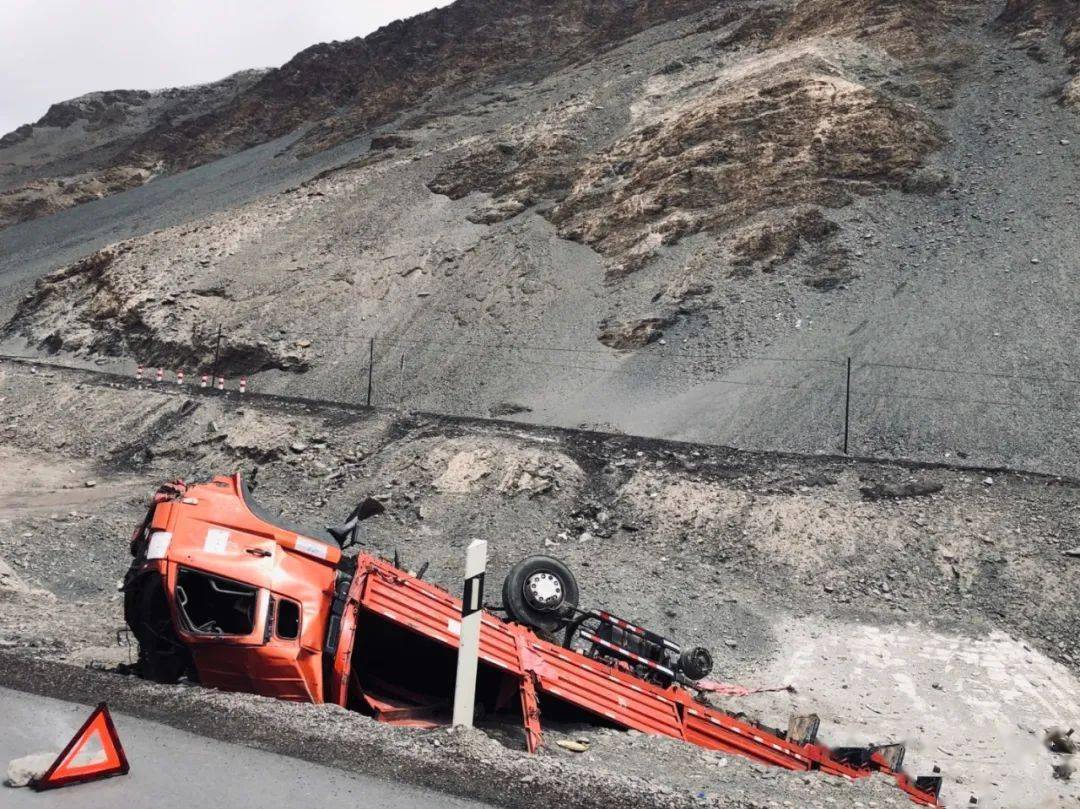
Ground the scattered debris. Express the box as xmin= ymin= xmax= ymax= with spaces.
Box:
xmin=1045 ymin=726 xmax=1078 ymax=754
xmin=489 ymin=402 xmax=534 ymax=418
xmin=859 ymin=480 xmax=943 ymax=501
xmin=1052 ymin=761 xmax=1074 ymax=780
xmin=597 ymin=317 xmax=672 ymax=350
xmin=555 ymin=739 xmax=590 ymax=753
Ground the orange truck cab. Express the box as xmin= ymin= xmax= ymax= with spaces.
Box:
xmin=123 ymin=474 xmax=343 ymax=701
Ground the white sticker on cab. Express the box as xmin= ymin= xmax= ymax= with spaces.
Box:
xmin=146 ymin=531 xmax=172 ymax=559
xmin=295 ymin=536 xmax=328 ymax=559
xmin=203 ymin=528 xmax=230 ymax=554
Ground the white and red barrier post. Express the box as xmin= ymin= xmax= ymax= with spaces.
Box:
xmin=200 ymin=373 xmax=208 ymax=388
xmin=136 ymin=365 xmax=143 ymax=381
xmin=215 ymin=376 xmax=224 ymax=391
xmin=176 ymin=369 xmax=185 ymax=385
xmin=239 ymin=376 xmax=247 ymax=394
xmin=155 ymin=368 xmax=163 ymax=383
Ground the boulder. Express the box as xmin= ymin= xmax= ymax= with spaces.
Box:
xmin=4 ymin=752 xmax=57 ymax=788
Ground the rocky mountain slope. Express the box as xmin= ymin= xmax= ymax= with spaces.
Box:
xmin=999 ymin=0 xmax=1080 ymax=105
xmin=1 ymin=0 xmax=1078 ymax=476
xmin=0 ymin=70 xmax=268 ymax=228
xmin=3 ymin=5 xmax=1079 ymax=806
xmin=0 ymin=0 xmax=717 ymax=229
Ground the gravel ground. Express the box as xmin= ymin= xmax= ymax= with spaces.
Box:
xmin=1 ymin=4 xmax=1077 ymax=807
xmin=2 ymin=357 xmax=1080 ymax=806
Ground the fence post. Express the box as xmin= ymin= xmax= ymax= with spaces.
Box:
xmin=452 ymin=539 xmax=488 ymax=727
xmin=366 ymin=336 xmax=375 ymax=407
xmin=843 ymin=357 xmax=852 ymax=455
xmin=211 ymin=324 xmax=223 ymax=381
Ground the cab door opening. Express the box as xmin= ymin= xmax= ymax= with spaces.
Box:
xmin=175 ymin=568 xmax=258 ymax=635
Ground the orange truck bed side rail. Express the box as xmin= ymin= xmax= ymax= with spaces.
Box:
xmin=331 ymin=556 xmax=943 ymax=807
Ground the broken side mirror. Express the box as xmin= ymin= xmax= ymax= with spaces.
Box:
xmin=327 ymin=496 xmax=386 ymax=548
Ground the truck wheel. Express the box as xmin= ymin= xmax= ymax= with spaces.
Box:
xmin=502 ymin=555 xmax=579 ymax=634
xmin=132 ymin=578 xmax=192 ymax=683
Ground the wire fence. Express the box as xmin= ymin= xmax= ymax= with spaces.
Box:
xmin=3 ymin=323 xmax=1077 ymax=475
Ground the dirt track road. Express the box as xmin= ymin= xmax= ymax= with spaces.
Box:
xmin=0 ymin=446 xmax=149 ymax=519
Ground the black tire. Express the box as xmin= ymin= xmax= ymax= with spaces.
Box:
xmin=502 ymin=555 xmax=579 ymax=633
xmin=130 ymin=577 xmax=192 ymax=683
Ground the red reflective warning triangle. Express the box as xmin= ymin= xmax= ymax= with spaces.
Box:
xmin=32 ymin=702 xmax=130 ymax=790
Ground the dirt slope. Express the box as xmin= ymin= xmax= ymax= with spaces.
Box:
xmin=1 ymin=0 xmax=1078 ymax=475
xmin=1005 ymin=0 xmax=1080 ymax=108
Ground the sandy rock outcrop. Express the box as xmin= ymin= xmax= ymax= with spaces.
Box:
xmin=433 ymin=51 xmax=943 ymax=280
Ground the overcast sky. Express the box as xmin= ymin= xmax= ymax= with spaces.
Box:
xmin=0 ymin=0 xmax=450 ymax=136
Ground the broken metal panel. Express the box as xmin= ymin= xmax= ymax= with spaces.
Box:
xmin=327 ymin=569 xmax=367 ymax=707
xmin=528 ymin=641 xmax=684 ymax=738
xmin=518 ymin=674 xmax=543 ymax=753
xmin=786 ymin=714 xmax=820 ymax=746
xmin=190 ymin=644 xmax=318 ymax=702
xmin=359 ymin=560 xmax=525 ymax=676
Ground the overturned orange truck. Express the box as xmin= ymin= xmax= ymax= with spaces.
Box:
xmin=123 ymin=473 xmax=945 ymax=807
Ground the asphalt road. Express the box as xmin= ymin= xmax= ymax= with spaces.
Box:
xmin=0 ymin=687 xmax=493 ymax=809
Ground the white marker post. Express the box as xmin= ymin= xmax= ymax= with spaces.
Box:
xmin=452 ymin=538 xmax=487 ymax=728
